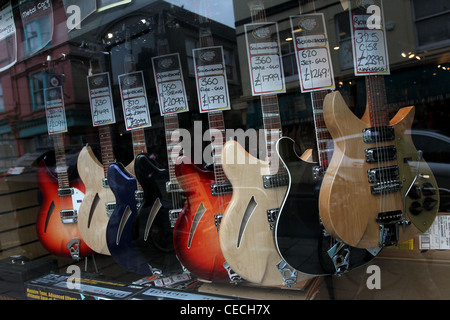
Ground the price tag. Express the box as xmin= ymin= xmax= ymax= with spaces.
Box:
xmin=193 ymin=46 xmax=231 ymax=113
xmin=87 ymin=72 xmax=116 ymax=126
xmin=290 ymin=14 xmax=335 ymax=92
xmin=349 ymin=0 xmax=390 ymax=76
xmin=44 ymin=86 xmax=67 ymax=135
xmin=152 ymin=53 xmax=189 ymax=116
xmin=245 ymin=22 xmax=286 ymax=95
xmin=118 ymin=71 xmax=152 ymax=130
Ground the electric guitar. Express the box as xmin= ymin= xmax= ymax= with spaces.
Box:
xmin=36 ymin=133 xmax=94 ymax=260
xmin=219 ymin=2 xmax=312 ymax=287
xmin=319 ymin=76 xmax=439 ymax=248
xmin=174 ymin=111 xmax=235 ymax=282
xmin=275 ymin=90 xmax=378 ymax=275
xmin=77 ymin=125 xmax=131 ymax=256
xmin=132 ymin=113 xmax=184 ymax=274
xmin=131 ymin=11 xmax=184 ymax=275
xmin=106 ymin=128 xmax=154 ymax=275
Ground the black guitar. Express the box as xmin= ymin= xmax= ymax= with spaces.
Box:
xmin=132 ymin=129 xmax=184 ymax=275
xmin=275 ymin=90 xmax=379 ymax=275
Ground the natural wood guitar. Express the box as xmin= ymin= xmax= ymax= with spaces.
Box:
xmin=77 ymin=125 xmax=134 ymax=256
xmin=275 ymin=90 xmax=378 ymax=275
xmin=319 ymin=76 xmax=439 ymax=248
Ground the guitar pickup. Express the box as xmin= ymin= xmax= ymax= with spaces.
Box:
xmin=363 ymin=126 xmax=395 ymax=144
xmin=105 ymin=202 xmax=116 ymax=217
xmin=60 ymin=209 xmax=77 ymax=224
xmin=262 ymin=173 xmax=289 ymax=189
xmin=365 ymin=146 xmax=397 ymax=163
xmin=210 ymin=183 xmax=233 ymax=196
xmin=166 ymin=181 xmax=182 ymax=193
xmin=102 ymin=178 xmax=110 ymax=188
xmin=367 ymin=165 xmax=400 ymax=184
xmin=58 ymin=188 xmax=74 ymax=197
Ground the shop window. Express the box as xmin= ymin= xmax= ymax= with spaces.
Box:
xmin=23 ymin=17 xmax=52 ymax=55
xmin=335 ymin=11 xmax=353 ymax=70
xmin=0 ymin=83 xmax=4 ymax=112
xmin=29 ymin=72 xmax=47 ymax=110
xmin=412 ymin=0 xmax=450 ymax=49
xmin=0 ymin=133 xmax=16 ymax=172
xmin=185 ymin=36 xmax=199 ymax=76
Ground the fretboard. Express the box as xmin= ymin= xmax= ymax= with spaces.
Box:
xmin=164 ymin=113 xmax=181 ymax=182
xmin=131 ymin=128 xmax=146 ymax=192
xmin=98 ymin=125 xmax=115 ymax=178
xmin=53 ymin=133 xmax=70 ymax=190
xmin=208 ymin=111 xmax=228 ymax=185
xmin=311 ymin=90 xmax=332 ymax=169
xmin=261 ymin=94 xmax=283 ymax=174
xmin=366 ymin=75 xmax=389 ymax=127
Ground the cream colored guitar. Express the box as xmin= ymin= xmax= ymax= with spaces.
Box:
xmin=77 ymin=125 xmax=134 ymax=255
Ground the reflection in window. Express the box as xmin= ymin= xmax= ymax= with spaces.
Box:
xmin=0 ymin=83 xmax=4 ymax=112
xmin=24 ymin=17 xmax=51 ymax=55
xmin=0 ymin=134 xmax=16 ymax=173
xmin=413 ymin=0 xmax=450 ymax=49
xmin=29 ymin=72 xmax=47 ymax=110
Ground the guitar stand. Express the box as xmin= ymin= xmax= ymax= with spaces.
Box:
xmin=83 ymin=255 xmax=98 ymax=273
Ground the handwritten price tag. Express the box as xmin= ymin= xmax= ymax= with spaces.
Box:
xmin=87 ymin=72 xmax=116 ymax=126
xmin=193 ymin=46 xmax=231 ymax=113
xmin=44 ymin=86 xmax=67 ymax=135
xmin=349 ymin=0 xmax=390 ymax=75
xmin=152 ymin=53 xmax=189 ymax=116
xmin=245 ymin=22 xmax=285 ymax=95
xmin=118 ymin=71 xmax=152 ymax=130
xmin=290 ymin=14 xmax=335 ymax=92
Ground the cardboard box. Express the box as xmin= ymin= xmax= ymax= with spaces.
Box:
xmin=25 ymin=272 xmax=147 ymax=300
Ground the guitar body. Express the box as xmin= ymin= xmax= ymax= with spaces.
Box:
xmin=77 ymin=146 xmax=113 ymax=256
xmin=220 ymin=140 xmax=312 ymax=286
xmin=133 ymin=153 xmax=183 ymax=274
xmin=319 ymin=91 xmax=439 ymax=248
xmin=36 ymin=160 xmax=93 ymax=259
xmin=173 ymin=156 xmax=230 ymax=282
xmin=106 ymin=162 xmax=153 ymax=275
xmin=275 ymin=137 xmax=376 ymax=274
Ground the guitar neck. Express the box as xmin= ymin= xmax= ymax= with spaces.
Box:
xmin=53 ymin=133 xmax=70 ymax=190
xmin=164 ymin=113 xmax=180 ymax=183
xmin=207 ymin=111 xmax=228 ymax=185
xmin=98 ymin=125 xmax=115 ymax=178
xmin=311 ymin=90 xmax=332 ymax=169
xmin=132 ymin=128 xmax=147 ymax=191
xmin=366 ymin=75 xmax=389 ymax=127
xmin=261 ymin=94 xmax=283 ymax=175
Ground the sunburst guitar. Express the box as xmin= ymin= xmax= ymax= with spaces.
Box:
xmin=36 ymin=159 xmax=94 ymax=260
xmin=319 ymin=89 xmax=439 ymax=248
xmin=173 ymin=155 xmax=234 ymax=283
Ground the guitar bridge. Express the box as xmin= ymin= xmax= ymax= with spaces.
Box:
xmin=169 ymin=208 xmax=182 ymax=228
xmin=267 ymin=208 xmax=279 ymax=230
xmin=105 ymin=202 xmax=116 ymax=217
xmin=214 ymin=214 xmax=223 ymax=232
xmin=60 ymin=209 xmax=77 ymax=224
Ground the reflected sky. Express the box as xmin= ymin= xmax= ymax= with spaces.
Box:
xmin=164 ymin=0 xmax=235 ymax=28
